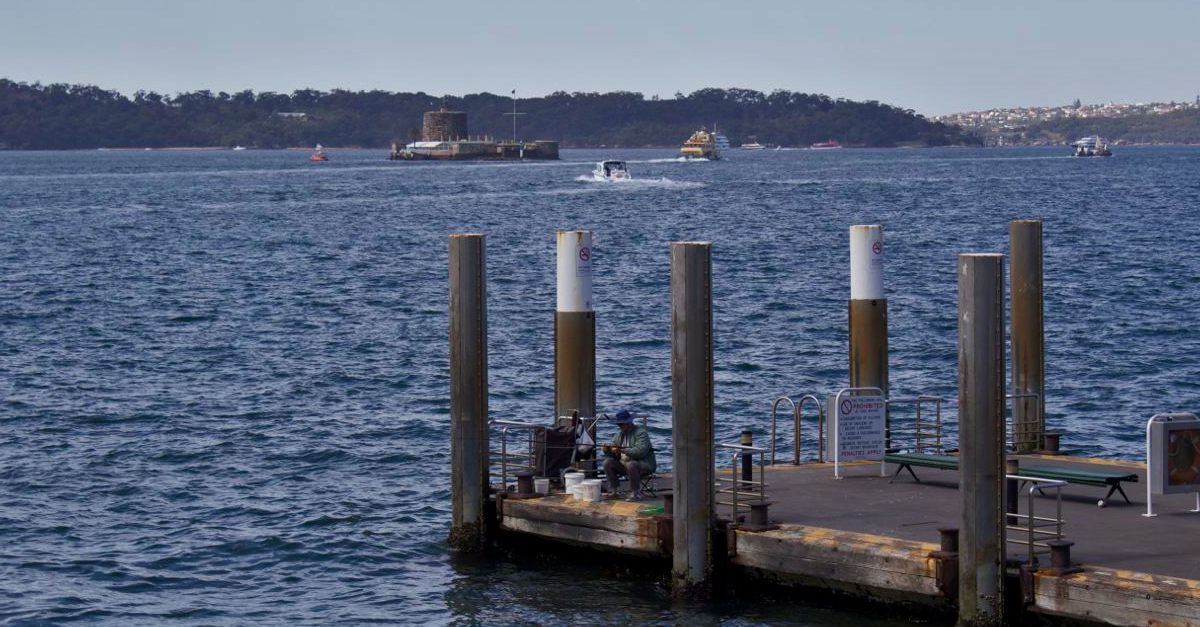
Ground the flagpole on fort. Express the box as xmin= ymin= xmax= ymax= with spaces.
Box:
xmin=504 ymin=89 xmax=526 ymax=143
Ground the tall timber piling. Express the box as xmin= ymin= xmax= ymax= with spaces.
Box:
xmin=448 ymin=233 xmax=490 ymax=551
xmin=670 ymin=241 xmax=716 ymax=596
xmin=849 ymin=225 xmax=889 ymax=442
xmin=957 ymin=253 xmax=1006 ymax=626
xmin=1009 ymin=219 xmax=1045 ymax=452
xmin=555 ymin=230 xmax=596 ymax=419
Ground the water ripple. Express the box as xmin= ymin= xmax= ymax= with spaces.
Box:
xmin=1 ymin=146 xmax=1196 ymax=625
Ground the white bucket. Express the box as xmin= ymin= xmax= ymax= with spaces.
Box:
xmin=564 ymin=472 xmax=584 ymax=491
xmin=581 ymin=479 xmax=603 ymax=502
xmin=534 ymin=478 xmax=550 ymax=495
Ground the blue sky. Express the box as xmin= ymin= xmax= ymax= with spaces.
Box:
xmin=3 ymin=0 xmax=1198 ymax=115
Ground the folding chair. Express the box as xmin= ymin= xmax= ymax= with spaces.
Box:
xmin=597 ymin=413 xmax=659 ymax=498
xmin=635 ymin=412 xmax=659 ymax=497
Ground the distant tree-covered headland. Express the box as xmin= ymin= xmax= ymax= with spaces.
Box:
xmin=1023 ymin=109 xmax=1200 ymax=145
xmin=0 ymin=80 xmax=978 ymax=150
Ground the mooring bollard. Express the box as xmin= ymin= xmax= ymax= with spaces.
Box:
xmin=1046 ymin=540 xmax=1080 ymax=575
xmin=555 ymin=229 xmax=596 ymax=421
xmin=958 ymin=253 xmax=1006 ymax=626
xmin=1009 ymin=219 xmax=1045 ymax=453
xmin=670 ymin=241 xmax=715 ymax=596
xmin=516 ymin=471 xmax=535 ymax=496
xmin=849 ymin=225 xmax=890 ymax=446
xmin=740 ymin=429 xmax=754 ymax=483
xmin=931 ymin=527 xmax=960 ymax=599
xmin=1006 ymin=459 xmax=1020 ymax=526
xmin=449 ymin=233 xmax=490 ymax=552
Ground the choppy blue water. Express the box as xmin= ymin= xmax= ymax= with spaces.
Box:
xmin=1 ymin=146 xmax=1198 ymax=624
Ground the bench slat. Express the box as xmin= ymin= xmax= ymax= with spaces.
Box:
xmin=1021 ymin=464 xmax=1138 ymax=486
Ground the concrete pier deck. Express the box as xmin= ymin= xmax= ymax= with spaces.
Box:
xmin=765 ymin=455 xmax=1198 ymax=580
xmin=496 ymin=455 xmax=1200 ymax=626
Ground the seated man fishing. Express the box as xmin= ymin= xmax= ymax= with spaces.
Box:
xmin=602 ymin=409 xmax=657 ymax=501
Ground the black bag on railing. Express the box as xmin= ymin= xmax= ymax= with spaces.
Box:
xmin=535 ymin=425 xmax=576 ymax=478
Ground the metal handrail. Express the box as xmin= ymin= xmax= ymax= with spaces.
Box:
xmin=769 ymin=396 xmax=797 ymax=465
xmin=769 ymin=394 xmax=825 ymax=465
xmin=715 ymin=443 xmax=768 ymax=522
xmin=488 ymin=419 xmax=540 ymax=493
xmin=1005 ymin=392 xmax=1042 ymax=451
xmin=1005 ymin=474 xmax=1067 ymax=566
xmin=798 ymin=394 xmax=825 ymax=464
xmin=886 ymin=395 xmax=945 ymax=454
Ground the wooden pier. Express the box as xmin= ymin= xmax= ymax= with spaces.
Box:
xmin=448 ymin=223 xmax=1200 ymax=626
xmin=495 ymin=457 xmax=1200 ymax=626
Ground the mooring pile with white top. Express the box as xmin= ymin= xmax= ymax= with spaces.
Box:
xmin=555 ymin=230 xmax=596 ymax=420
xmin=848 ymin=225 xmax=889 ymax=439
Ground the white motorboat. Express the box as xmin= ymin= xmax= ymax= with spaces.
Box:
xmin=593 ymin=159 xmax=631 ymax=181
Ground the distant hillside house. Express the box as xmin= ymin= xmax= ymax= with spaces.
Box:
xmin=274 ymin=112 xmax=308 ymax=119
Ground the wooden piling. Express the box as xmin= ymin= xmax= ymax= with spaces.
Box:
xmin=957 ymin=253 xmax=1006 ymax=626
xmin=555 ymin=230 xmax=596 ymax=420
xmin=1009 ymin=219 xmax=1045 ymax=452
xmin=449 ymin=233 xmax=489 ymax=551
xmin=670 ymin=241 xmax=715 ymax=595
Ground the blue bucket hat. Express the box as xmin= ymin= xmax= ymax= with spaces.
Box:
xmin=614 ymin=409 xmax=634 ymax=424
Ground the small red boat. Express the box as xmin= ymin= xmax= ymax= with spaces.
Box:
xmin=309 ymin=144 xmax=329 ymax=161
xmin=810 ymin=139 xmax=842 ymax=150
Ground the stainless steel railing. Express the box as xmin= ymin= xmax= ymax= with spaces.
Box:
xmin=769 ymin=396 xmax=796 ymax=465
xmin=715 ymin=442 xmax=768 ymax=522
xmin=886 ymin=395 xmax=946 ymax=454
xmin=488 ymin=419 xmax=539 ymax=492
xmin=1005 ymin=392 xmax=1042 ymax=451
xmin=769 ymin=393 xmax=825 ymax=464
xmin=1005 ymin=474 xmax=1067 ymax=566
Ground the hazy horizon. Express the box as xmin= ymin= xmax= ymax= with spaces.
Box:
xmin=5 ymin=0 xmax=1199 ymax=116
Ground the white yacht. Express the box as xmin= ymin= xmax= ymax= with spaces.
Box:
xmin=592 ymin=159 xmax=631 ymax=181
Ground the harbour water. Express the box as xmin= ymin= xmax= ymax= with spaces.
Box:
xmin=1 ymin=146 xmax=1198 ymax=624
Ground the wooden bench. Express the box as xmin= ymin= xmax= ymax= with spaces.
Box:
xmin=884 ymin=452 xmax=1140 ymax=505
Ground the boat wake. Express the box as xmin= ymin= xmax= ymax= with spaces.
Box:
xmin=643 ymin=156 xmax=711 ymax=164
xmin=573 ymin=175 xmax=703 ymax=189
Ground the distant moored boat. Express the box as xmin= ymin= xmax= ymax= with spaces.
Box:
xmin=811 ymin=139 xmax=842 ymax=149
xmin=309 ymin=144 xmax=330 ymax=161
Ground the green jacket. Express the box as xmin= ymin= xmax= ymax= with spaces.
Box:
xmin=605 ymin=424 xmax=657 ymax=474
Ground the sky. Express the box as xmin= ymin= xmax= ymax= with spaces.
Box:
xmin=3 ymin=0 xmax=1199 ymax=116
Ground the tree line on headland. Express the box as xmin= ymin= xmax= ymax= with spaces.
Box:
xmin=1022 ymin=109 xmax=1200 ymax=145
xmin=0 ymin=79 xmax=978 ymax=150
